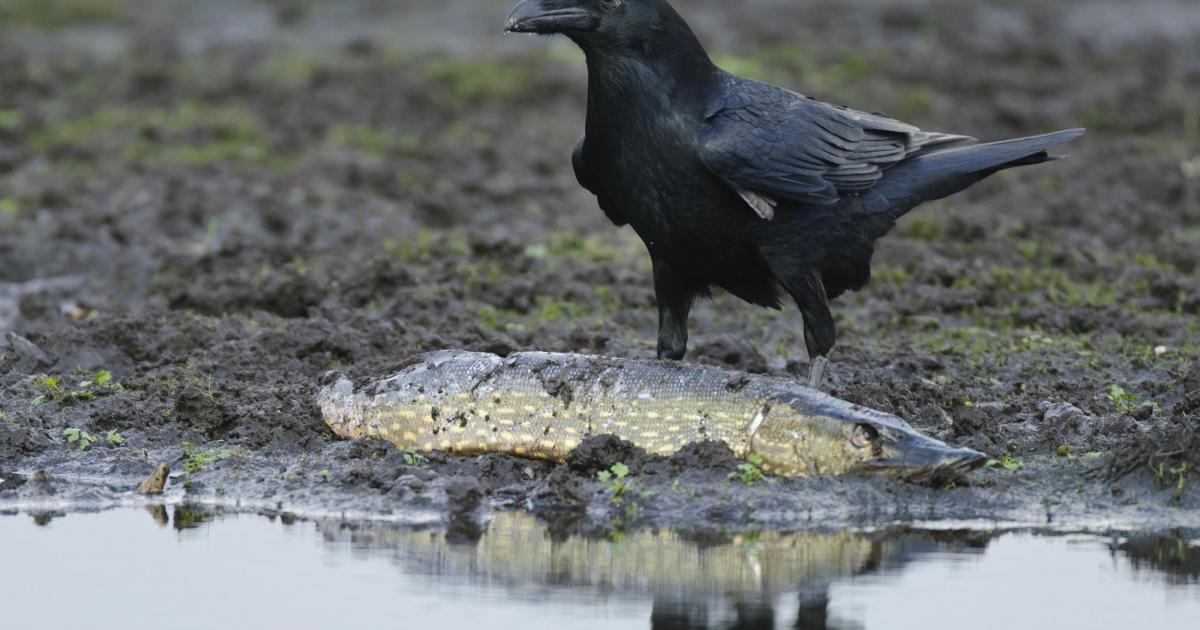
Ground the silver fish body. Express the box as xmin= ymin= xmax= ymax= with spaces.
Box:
xmin=318 ymin=350 xmax=985 ymax=478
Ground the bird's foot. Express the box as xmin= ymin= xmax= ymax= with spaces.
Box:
xmin=656 ymin=345 xmax=686 ymax=361
xmin=808 ymin=355 xmax=829 ymax=389
xmin=656 ymin=331 xmax=687 ymax=361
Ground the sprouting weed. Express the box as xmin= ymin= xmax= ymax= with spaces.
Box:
xmin=729 ymin=453 xmax=767 ymax=486
xmin=403 ymin=447 xmax=428 ymax=467
xmin=63 ymin=427 xmax=96 ymax=452
xmin=985 ymin=455 xmax=1023 ymax=472
xmin=181 ymin=442 xmax=232 ymax=473
xmin=1106 ymin=384 xmax=1158 ymax=415
xmin=105 ymin=430 xmax=125 ymax=447
xmin=597 ymin=462 xmax=631 ymax=494
xmin=34 ymin=371 xmax=123 ymax=405
xmin=597 ymin=463 xmax=645 ymax=527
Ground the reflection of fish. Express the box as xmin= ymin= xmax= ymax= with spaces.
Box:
xmin=318 ymin=512 xmax=885 ymax=599
xmin=315 ymin=512 xmax=987 ymax=629
xmin=319 ymin=351 xmax=984 ymax=478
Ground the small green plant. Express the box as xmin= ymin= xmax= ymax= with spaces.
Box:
xmin=181 ymin=442 xmax=232 ymax=473
xmin=105 ymin=430 xmax=125 ymax=447
xmin=1172 ymin=464 xmax=1188 ymax=502
xmin=986 ymin=455 xmax=1023 ymax=472
xmin=1106 ymin=384 xmax=1158 ymax=415
xmin=1106 ymin=385 xmax=1140 ymax=414
xmin=596 ymin=463 xmax=649 ymax=527
xmin=33 ymin=371 xmax=123 ymax=405
xmin=403 ymin=447 xmax=428 ymax=467
xmin=1152 ymin=461 xmax=1189 ymax=503
xmin=72 ymin=370 xmax=123 ymax=400
xmin=32 ymin=375 xmax=60 ymax=405
xmin=63 ymin=427 xmax=96 ymax=451
xmin=318 ymin=468 xmax=331 ymax=482
xmin=596 ymin=462 xmax=629 ymax=481
xmin=596 ymin=462 xmax=631 ymax=493
xmin=729 ymin=453 xmax=767 ymax=486
xmin=595 ymin=458 xmax=643 ymax=499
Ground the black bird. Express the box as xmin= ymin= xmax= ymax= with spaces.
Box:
xmin=505 ymin=0 xmax=1083 ymax=386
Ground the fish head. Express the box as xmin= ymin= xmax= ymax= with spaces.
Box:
xmin=856 ymin=420 xmax=989 ymax=481
xmin=755 ymin=391 xmax=987 ymax=479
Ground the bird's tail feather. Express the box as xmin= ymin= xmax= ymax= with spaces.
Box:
xmin=863 ymin=128 xmax=1085 ymax=219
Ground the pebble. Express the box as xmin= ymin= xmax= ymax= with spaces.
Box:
xmin=6 ymin=333 xmax=51 ymax=371
xmin=915 ymin=404 xmax=954 ymax=438
xmin=1042 ymin=402 xmax=1089 ymax=431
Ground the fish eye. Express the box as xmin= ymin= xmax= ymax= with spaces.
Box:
xmin=599 ymin=0 xmax=623 ymax=11
xmin=850 ymin=424 xmax=878 ymax=449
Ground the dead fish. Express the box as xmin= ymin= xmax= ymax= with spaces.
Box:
xmin=318 ymin=351 xmax=985 ymax=479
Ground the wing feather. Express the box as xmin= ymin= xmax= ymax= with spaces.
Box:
xmin=699 ymin=77 xmax=975 ymax=212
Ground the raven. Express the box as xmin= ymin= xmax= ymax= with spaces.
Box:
xmin=505 ymin=0 xmax=1083 ymax=386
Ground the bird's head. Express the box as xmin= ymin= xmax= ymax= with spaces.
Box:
xmin=504 ymin=0 xmax=665 ymax=47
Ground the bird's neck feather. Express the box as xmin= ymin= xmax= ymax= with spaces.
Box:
xmin=577 ymin=3 xmax=719 ymax=122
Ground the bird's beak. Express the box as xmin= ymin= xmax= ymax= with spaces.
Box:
xmin=505 ymin=0 xmax=599 ymax=34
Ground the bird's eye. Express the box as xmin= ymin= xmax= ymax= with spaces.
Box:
xmin=850 ymin=424 xmax=878 ymax=449
xmin=599 ymin=0 xmax=623 ymax=11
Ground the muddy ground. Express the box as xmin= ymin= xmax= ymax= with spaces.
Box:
xmin=1 ymin=0 xmax=1198 ymax=532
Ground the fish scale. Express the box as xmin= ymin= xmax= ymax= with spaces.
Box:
xmin=319 ymin=350 xmax=986 ymax=477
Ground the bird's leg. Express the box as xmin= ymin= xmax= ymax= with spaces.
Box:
xmin=805 ymin=334 xmax=831 ymax=389
xmin=787 ymin=272 xmax=837 ymax=389
xmin=800 ymin=305 xmax=835 ymax=389
xmin=652 ymin=258 xmax=694 ymax=360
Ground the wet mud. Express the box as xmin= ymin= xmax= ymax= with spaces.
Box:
xmin=1 ymin=0 xmax=1198 ymax=531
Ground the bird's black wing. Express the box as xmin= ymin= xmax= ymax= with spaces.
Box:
xmin=698 ymin=77 xmax=974 ymax=215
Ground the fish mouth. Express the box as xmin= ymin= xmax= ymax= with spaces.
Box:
xmin=858 ymin=434 xmax=988 ymax=481
xmin=505 ymin=1 xmax=599 ymax=34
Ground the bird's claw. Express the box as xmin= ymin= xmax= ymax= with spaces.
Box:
xmin=808 ymin=355 xmax=828 ymax=389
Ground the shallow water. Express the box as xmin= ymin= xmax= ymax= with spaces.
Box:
xmin=1 ymin=509 xmax=1197 ymax=630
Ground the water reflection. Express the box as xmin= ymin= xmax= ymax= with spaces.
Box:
xmin=1 ymin=507 xmax=1196 ymax=630
xmin=322 ymin=514 xmax=888 ymax=598
xmin=170 ymin=504 xmax=218 ymax=530
xmin=311 ymin=513 xmax=1195 ymax=629
xmin=1118 ymin=533 xmax=1200 ymax=583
